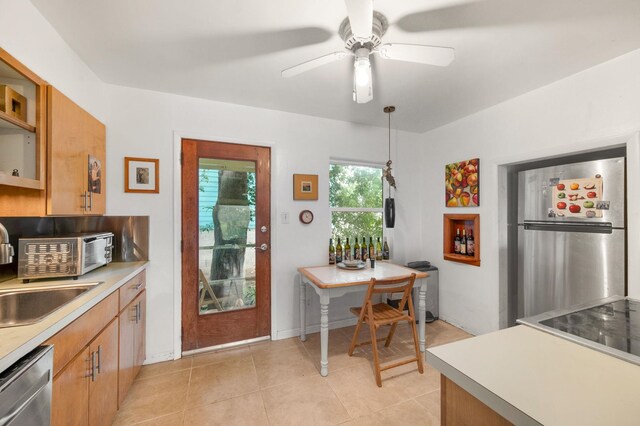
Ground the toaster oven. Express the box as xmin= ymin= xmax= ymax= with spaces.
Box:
xmin=18 ymin=232 xmax=114 ymax=282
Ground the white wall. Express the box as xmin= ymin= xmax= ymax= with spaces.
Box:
xmin=418 ymin=49 xmax=640 ymax=335
xmin=0 ymin=0 xmax=107 ymax=121
xmin=105 ymin=85 xmax=423 ymax=361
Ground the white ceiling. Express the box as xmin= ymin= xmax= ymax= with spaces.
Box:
xmin=31 ymin=0 xmax=640 ymax=133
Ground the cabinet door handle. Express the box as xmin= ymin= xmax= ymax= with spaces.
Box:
xmin=91 ymin=351 xmax=97 ymax=382
xmin=81 ymin=192 xmax=87 ymax=211
xmin=137 ymin=301 xmax=142 ymax=322
xmin=96 ymin=345 xmax=102 ymax=374
xmin=133 ymin=282 xmax=143 ymax=291
xmin=133 ymin=304 xmax=139 ymax=324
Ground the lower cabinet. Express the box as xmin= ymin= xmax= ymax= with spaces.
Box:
xmin=51 ymin=319 xmax=118 ymax=426
xmin=118 ymin=290 xmax=146 ymax=407
xmin=47 ymin=269 xmax=147 ymax=425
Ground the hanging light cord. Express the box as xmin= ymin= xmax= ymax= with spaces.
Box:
xmin=388 ymin=111 xmax=391 ymax=162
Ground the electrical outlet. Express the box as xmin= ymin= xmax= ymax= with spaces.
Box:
xmin=281 ymin=212 xmax=289 ymax=224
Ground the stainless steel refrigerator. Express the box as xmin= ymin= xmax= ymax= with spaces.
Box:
xmin=517 ymin=157 xmax=626 ymax=318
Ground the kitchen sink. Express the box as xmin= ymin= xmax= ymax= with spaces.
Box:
xmin=0 ymin=282 xmax=102 ymax=328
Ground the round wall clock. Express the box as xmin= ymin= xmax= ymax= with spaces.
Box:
xmin=299 ymin=210 xmax=314 ymax=224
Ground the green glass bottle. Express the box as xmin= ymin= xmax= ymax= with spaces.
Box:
xmin=354 ymin=237 xmax=361 ymax=260
xmin=361 ymin=236 xmax=368 ymax=261
xmin=329 ymin=238 xmax=336 ymax=265
xmin=336 ymin=238 xmax=343 ymax=264
xmin=376 ymin=237 xmax=383 ymax=261
xmin=344 ymin=238 xmax=351 ymax=261
xmin=368 ymin=237 xmax=375 ymax=260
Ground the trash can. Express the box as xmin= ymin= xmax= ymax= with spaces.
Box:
xmin=408 ymin=261 xmax=439 ymax=323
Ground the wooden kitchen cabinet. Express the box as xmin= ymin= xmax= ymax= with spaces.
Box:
xmin=0 ymin=48 xmax=47 ymax=216
xmin=51 ymin=319 xmax=118 ymax=426
xmin=118 ymin=290 xmax=146 ymax=407
xmin=47 ymin=86 xmax=106 ymax=215
xmin=51 ymin=346 xmax=90 ymax=426
xmin=89 ymin=319 xmax=119 ymax=426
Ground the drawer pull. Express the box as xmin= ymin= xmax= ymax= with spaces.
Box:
xmin=133 ymin=282 xmax=143 ymax=291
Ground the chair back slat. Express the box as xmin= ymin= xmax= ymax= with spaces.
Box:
xmin=365 ymin=273 xmax=416 ymax=300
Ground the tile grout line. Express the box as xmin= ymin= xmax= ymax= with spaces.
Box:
xmin=251 ymin=354 xmax=274 ymax=426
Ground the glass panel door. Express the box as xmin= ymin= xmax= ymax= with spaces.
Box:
xmin=198 ymin=158 xmax=256 ymax=315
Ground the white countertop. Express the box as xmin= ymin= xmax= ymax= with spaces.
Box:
xmin=427 ymin=325 xmax=640 ymax=426
xmin=298 ymin=262 xmax=428 ymax=288
xmin=0 ymin=261 xmax=148 ymax=373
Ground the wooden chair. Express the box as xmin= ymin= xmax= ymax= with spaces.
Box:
xmin=347 ymin=273 xmax=424 ymax=387
xmin=199 ymin=270 xmax=223 ymax=312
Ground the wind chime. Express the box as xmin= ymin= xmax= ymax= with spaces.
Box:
xmin=383 ymin=106 xmax=396 ymax=228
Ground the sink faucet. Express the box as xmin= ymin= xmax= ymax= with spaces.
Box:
xmin=0 ymin=222 xmax=14 ymax=264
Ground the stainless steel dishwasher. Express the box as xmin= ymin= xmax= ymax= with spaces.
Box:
xmin=0 ymin=345 xmax=53 ymax=426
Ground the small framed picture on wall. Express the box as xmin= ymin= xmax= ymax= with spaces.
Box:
xmin=293 ymin=174 xmax=318 ymax=200
xmin=125 ymin=157 xmax=159 ymax=193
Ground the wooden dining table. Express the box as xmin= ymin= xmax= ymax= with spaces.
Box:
xmin=298 ymin=262 xmax=429 ymax=376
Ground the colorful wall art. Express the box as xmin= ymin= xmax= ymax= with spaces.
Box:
xmin=552 ymin=176 xmax=603 ymax=218
xmin=445 ymin=158 xmax=479 ymax=207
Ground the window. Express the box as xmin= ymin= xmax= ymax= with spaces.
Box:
xmin=329 ymin=162 xmax=383 ymax=244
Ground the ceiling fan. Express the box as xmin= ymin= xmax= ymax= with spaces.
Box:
xmin=281 ymin=0 xmax=455 ymax=103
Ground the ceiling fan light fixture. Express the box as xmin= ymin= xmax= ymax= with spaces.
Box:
xmin=354 ymin=56 xmax=371 ymax=87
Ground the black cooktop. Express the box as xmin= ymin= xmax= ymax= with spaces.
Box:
xmin=540 ymin=299 xmax=640 ymax=357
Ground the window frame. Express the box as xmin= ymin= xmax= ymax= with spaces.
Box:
xmin=329 ymin=159 xmax=386 ymax=238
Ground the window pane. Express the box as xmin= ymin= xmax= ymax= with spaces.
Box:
xmin=331 ymin=211 xmax=383 ymax=243
xmin=329 ymin=164 xmax=382 ymax=208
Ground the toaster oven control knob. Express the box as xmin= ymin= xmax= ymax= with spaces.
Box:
xmin=44 ymin=254 xmax=54 ymax=264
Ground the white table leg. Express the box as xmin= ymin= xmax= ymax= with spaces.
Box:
xmin=320 ymin=295 xmax=330 ymax=376
xmin=299 ymin=280 xmax=307 ymax=342
xmin=419 ymin=281 xmax=427 ymax=353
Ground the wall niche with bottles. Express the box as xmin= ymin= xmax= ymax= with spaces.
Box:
xmin=443 ymin=213 xmax=480 ymax=266
xmin=0 ymin=48 xmax=46 ymax=191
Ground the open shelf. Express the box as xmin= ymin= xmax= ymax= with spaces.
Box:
xmin=443 ymin=214 xmax=480 ymax=266
xmin=0 ymin=172 xmax=43 ymax=190
xmin=0 ymin=110 xmax=36 ymax=133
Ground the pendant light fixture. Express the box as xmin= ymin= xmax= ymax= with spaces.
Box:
xmin=383 ymin=106 xmax=396 ymax=228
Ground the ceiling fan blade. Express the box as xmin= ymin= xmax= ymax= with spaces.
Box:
xmin=281 ymin=51 xmax=350 ymax=78
xmin=344 ymin=0 xmax=373 ymax=42
xmin=377 ymin=43 xmax=455 ymax=67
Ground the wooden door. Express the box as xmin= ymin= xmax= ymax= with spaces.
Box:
xmin=133 ymin=291 xmax=146 ymax=377
xmin=181 ymin=139 xmax=271 ymax=350
xmin=52 ymin=347 xmax=89 ymax=426
xmin=47 ymin=86 xmax=106 ymax=215
xmin=118 ymin=298 xmax=137 ymax=407
xmin=89 ymin=319 xmax=119 ymax=426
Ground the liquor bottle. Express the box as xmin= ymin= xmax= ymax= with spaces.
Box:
xmin=361 ymin=236 xmax=368 ymax=261
xmin=329 ymin=238 xmax=336 ymax=265
xmin=375 ymin=237 xmax=383 ymax=260
xmin=354 ymin=237 xmax=361 ymax=261
xmin=344 ymin=238 xmax=352 ymax=261
xmin=368 ymin=237 xmax=375 ymax=260
xmin=467 ymin=229 xmax=475 ymax=256
xmin=336 ymin=238 xmax=343 ymax=263
xmin=383 ymin=237 xmax=390 ymax=260
xmin=460 ymin=229 xmax=467 ymax=255
xmin=454 ymin=229 xmax=461 ymax=254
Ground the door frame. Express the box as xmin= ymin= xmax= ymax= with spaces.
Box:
xmin=172 ymin=131 xmax=277 ymax=359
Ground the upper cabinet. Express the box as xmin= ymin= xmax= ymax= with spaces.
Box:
xmin=0 ymin=49 xmax=46 ymax=190
xmin=47 ymin=87 xmax=106 ymax=215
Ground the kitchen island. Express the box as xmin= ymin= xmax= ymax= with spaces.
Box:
xmin=427 ymin=325 xmax=640 ymax=425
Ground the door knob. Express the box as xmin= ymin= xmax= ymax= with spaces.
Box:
xmin=261 ymin=226 xmax=268 ymax=233
xmin=260 ymin=243 xmax=268 ymax=251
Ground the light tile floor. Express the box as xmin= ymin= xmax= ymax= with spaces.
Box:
xmin=113 ymin=320 xmax=472 ymax=426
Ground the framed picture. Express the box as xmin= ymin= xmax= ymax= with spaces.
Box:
xmin=125 ymin=157 xmax=159 ymax=194
xmin=293 ymin=174 xmax=318 ymax=200
xmin=445 ymin=158 xmax=479 ymax=207
xmin=88 ymin=155 xmax=102 ymax=194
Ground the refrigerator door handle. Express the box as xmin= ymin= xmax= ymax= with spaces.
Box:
xmin=523 ymin=221 xmax=613 ymax=234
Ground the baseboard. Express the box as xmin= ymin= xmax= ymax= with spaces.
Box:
xmin=275 ymin=317 xmax=358 ymax=340
xmin=143 ymin=351 xmax=175 ymax=365
xmin=438 ymin=314 xmax=478 ymax=336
